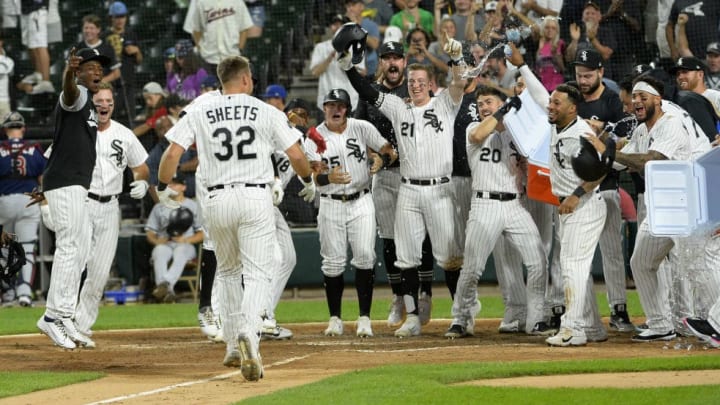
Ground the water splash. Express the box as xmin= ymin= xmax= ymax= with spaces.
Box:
xmin=461 ymin=42 xmax=507 ymax=80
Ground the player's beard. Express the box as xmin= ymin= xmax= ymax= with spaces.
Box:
xmin=580 ymin=75 xmax=601 ymax=95
xmin=637 ymin=102 xmax=655 ymax=123
xmin=384 ymin=65 xmax=403 ymax=87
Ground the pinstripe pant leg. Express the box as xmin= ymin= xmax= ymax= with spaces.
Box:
xmin=268 ymin=208 xmax=296 ymax=317
xmin=319 ymin=199 xmax=349 ymax=277
xmin=493 ymin=238 xmax=527 ymax=324
xmin=705 ymin=234 xmax=720 ymax=329
xmin=630 ymin=219 xmax=675 ymax=331
xmin=75 ymin=200 xmax=120 ymax=334
xmin=546 ymin=207 xmax=564 ymax=309
xmin=424 ymin=183 xmax=460 ymax=269
xmin=663 ymin=248 xmax=694 ymax=329
xmin=348 ymin=194 xmax=377 ymax=270
xmin=696 ymin=235 xmax=720 ymax=319
xmin=394 ymin=185 xmax=425 ymax=269
xmin=598 ymin=190 xmax=626 ymax=308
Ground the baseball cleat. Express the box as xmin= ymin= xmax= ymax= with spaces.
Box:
xmin=262 ymin=326 xmax=293 ymax=340
xmin=37 ymin=317 xmax=77 ymax=350
xmin=63 ymin=319 xmax=95 ymax=349
xmin=198 ymin=306 xmax=221 ymax=339
xmin=529 ymin=321 xmax=557 ymax=336
xmin=394 ymin=314 xmax=421 ymax=338
xmin=609 ymin=304 xmax=635 ymax=332
xmin=444 ymin=323 xmax=469 ymax=339
xmin=683 ymin=318 xmax=720 ymax=347
xmin=238 ymin=334 xmax=263 ymax=382
xmin=18 ymin=295 xmax=32 ymax=307
xmin=356 ymin=316 xmax=373 ymax=338
xmin=498 ymin=319 xmax=521 ymax=333
xmin=545 ymin=327 xmax=587 ymax=347
xmin=387 ymin=295 xmax=406 ymax=328
xmin=418 ymin=292 xmax=432 ymax=325
xmin=324 ymin=316 xmax=344 ymax=336
xmin=631 ymin=328 xmax=676 ymax=342
xmin=223 ymin=349 xmax=241 ymax=367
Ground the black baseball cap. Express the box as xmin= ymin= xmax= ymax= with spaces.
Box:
xmin=707 ymin=42 xmax=720 ymax=55
xmin=284 ymin=98 xmax=311 ymax=113
xmin=669 ymin=56 xmax=706 ymax=74
xmin=584 ymin=0 xmax=601 ymax=11
xmin=378 ymin=41 xmax=404 ymax=57
xmin=76 ymin=48 xmax=111 ymax=68
xmin=572 ymin=49 xmax=603 ymax=69
xmin=631 ymin=64 xmax=653 ymax=77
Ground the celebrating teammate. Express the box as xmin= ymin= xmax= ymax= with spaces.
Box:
xmin=342 ymin=27 xmax=466 ymax=337
xmin=36 ymin=48 xmax=110 ymax=350
xmin=0 ymin=111 xmax=46 ymax=307
xmin=308 ymin=88 xmax=397 ymax=338
xmin=158 ymin=56 xmax=315 ymax=381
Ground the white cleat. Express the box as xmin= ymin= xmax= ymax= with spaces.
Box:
xmin=198 ymin=306 xmax=220 ymax=339
xmin=323 ymin=316 xmax=344 ymax=336
xmin=387 ymin=295 xmax=405 ymax=328
xmin=394 ymin=314 xmax=421 ymax=338
xmin=238 ymin=334 xmax=263 ymax=382
xmin=37 ymin=317 xmax=76 ymax=350
xmin=356 ymin=316 xmax=373 ymax=338
xmin=63 ymin=319 xmax=95 ymax=349
xmin=545 ymin=327 xmax=587 ymax=347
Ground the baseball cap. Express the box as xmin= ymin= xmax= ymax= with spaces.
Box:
xmin=2 ymin=111 xmax=25 ymax=129
xmin=262 ymin=84 xmax=287 ymax=100
xmin=164 ymin=47 xmax=176 ymax=59
xmin=201 ymin=75 xmax=220 ymax=89
xmin=284 ymin=98 xmax=311 ymax=113
xmin=584 ymin=0 xmax=601 ymax=11
xmin=175 ymin=39 xmax=194 ymax=58
xmin=108 ymin=1 xmax=128 ymax=17
xmin=330 ymin=14 xmax=346 ymax=25
xmin=379 ymin=41 xmax=404 ymax=57
xmin=572 ymin=49 xmax=603 ymax=69
xmin=485 ymin=1 xmax=498 ymax=12
xmin=631 ymin=64 xmax=653 ymax=77
xmin=669 ymin=56 xmax=706 ymax=73
xmin=142 ymin=81 xmax=168 ymax=97
xmin=76 ymin=48 xmax=111 ymax=68
xmin=382 ymin=26 xmax=402 ymax=44
xmin=707 ymin=42 xmax=720 ymax=55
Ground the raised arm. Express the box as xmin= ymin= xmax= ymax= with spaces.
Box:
xmin=62 ymin=47 xmax=81 ymax=107
xmin=505 ymin=43 xmax=548 ymax=110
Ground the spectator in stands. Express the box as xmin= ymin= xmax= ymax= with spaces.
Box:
xmin=184 ymin=0 xmax=254 ymax=72
xmin=346 ymin=0 xmax=380 ymax=78
xmin=389 ymin=0 xmax=434 ymax=38
xmin=200 ymin=75 xmax=220 ymax=93
xmin=565 ymin=1 xmax=617 ymax=80
xmin=0 ymin=35 xmax=13 ymax=118
xmin=310 ymin=15 xmax=365 ymax=111
xmin=76 ymin=14 xmax=121 ymax=84
xmin=521 ymin=0 xmax=562 ymax=26
xmin=105 ymin=1 xmax=143 ymax=127
xmin=602 ymin=0 xmax=642 ymax=81
xmin=133 ymin=81 xmax=168 ymax=150
xmin=262 ymin=84 xmax=287 ymax=111
xmin=671 ymin=56 xmax=720 ymax=119
xmin=676 ymin=20 xmax=720 ymax=92
xmin=535 ymin=16 xmax=565 ymax=92
xmin=163 ymin=47 xmax=176 ymax=84
xmin=477 ymin=1 xmax=507 ymax=48
xmin=666 ymin=1 xmax=720 ymax=60
xmin=244 ymin=0 xmax=265 ymax=38
xmin=428 ymin=17 xmax=454 ymax=76
xmin=434 ymin=0 xmax=483 ymax=42
xmin=479 ymin=47 xmax=517 ymax=96
xmin=146 ymin=174 xmax=203 ymax=303
xmin=167 ymin=39 xmax=208 ymax=101
xmin=470 ymin=40 xmax=487 ymax=65
xmin=406 ymin=28 xmax=447 ymax=75
xmin=366 ymin=0 xmax=395 ymax=39
xmin=17 ymin=0 xmax=54 ymax=94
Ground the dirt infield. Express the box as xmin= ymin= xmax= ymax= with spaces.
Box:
xmin=1 ymin=319 xmax=717 ymax=404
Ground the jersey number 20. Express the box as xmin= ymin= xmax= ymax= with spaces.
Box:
xmin=213 ymin=126 xmax=256 ymax=161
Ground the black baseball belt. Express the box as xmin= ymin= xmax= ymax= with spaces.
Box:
xmin=208 ymin=183 xmax=267 ymax=192
xmin=88 ymin=192 xmax=119 ymax=203
xmin=401 ymin=176 xmax=450 ymax=186
xmin=475 ymin=191 xmax=517 ymax=201
xmin=320 ymin=189 xmax=370 ymax=202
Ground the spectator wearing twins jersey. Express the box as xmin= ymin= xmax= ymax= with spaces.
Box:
xmin=353 ymin=41 xmax=435 ymax=327
xmin=307 ymin=89 xmax=397 ymax=338
xmin=571 ymin=49 xmax=635 ymax=333
xmin=0 ymin=111 xmax=46 ymax=307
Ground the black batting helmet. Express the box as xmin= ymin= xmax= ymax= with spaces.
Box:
xmin=571 ymin=137 xmax=617 ymax=182
xmin=166 ymin=207 xmax=194 ymax=237
xmin=332 ymin=23 xmax=368 ymax=65
xmin=323 ymin=88 xmax=352 ymax=111
xmin=0 ymin=238 xmax=26 ymax=283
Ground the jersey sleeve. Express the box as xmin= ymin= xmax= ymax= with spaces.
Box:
xmin=359 ymin=120 xmax=387 ymax=151
xmin=377 ymin=93 xmax=406 ymax=125
xmin=125 ymin=127 xmax=149 ymax=168
xmin=165 ymin=113 xmax=196 ymax=150
xmin=648 ymin=116 xmax=688 ymax=159
xmin=60 ymin=86 xmax=88 ymax=112
xmin=273 ymin=111 xmax=302 ymax=152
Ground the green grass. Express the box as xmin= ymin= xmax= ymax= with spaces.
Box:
xmin=0 ymin=371 xmax=103 ymax=398
xmin=239 ymin=357 xmax=720 ymax=405
xmin=0 ymin=291 xmax=643 ymax=335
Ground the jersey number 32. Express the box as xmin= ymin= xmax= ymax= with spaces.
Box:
xmin=213 ymin=126 xmax=257 ymax=161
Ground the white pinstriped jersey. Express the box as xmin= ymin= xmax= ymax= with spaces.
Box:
xmin=306 ymin=118 xmax=386 ymax=195
xmin=549 ymin=118 xmax=595 ymax=197
xmin=273 ymin=149 xmax=296 ymax=189
xmin=375 ymin=90 xmax=460 ymax=179
xmin=620 ymin=112 xmax=692 ymax=161
xmin=169 ymin=93 xmax=299 ymax=187
xmin=661 ymin=100 xmax=711 ymax=158
xmin=702 ymin=89 xmax=720 ymax=116
xmin=465 ymin=125 xmax=524 ymax=193
xmin=89 ymin=119 xmax=148 ymax=195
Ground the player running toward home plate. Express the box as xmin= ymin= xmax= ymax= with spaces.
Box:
xmin=157 ymin=56 xmax=316 ymax=381
xmin=445 ymin=85 xmax=549 ymax=338
xmin=341 ymin=29 xmax=465 ymax=337
xmin=306 ymin=88 xmax=397 ymax=338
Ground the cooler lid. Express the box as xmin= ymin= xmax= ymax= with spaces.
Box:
xmin=503 ymin=90 xmax=552 ymax=161
xmin=645 ymin=160 xmax=702 ymax=236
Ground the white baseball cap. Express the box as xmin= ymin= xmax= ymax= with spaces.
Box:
xmin=383 ymin=26 xmax=402 ymax=44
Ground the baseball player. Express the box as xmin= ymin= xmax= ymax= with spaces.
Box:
xmin=0 ymin=111 xmax=46 ymax=307
xmin=307 ymin=89 xmax=396 ymax=337
xmin=683 ymin=230 xmax=720 ymax=347
xmin=589 ymin=76 xmax=692 ymax=342
xmin=40 ymin=83 xmax=149 ymax=345
xmin=158 ymin=56 xmax=315 ymax=382
xmin=146 ymin=175 xmax=203 ymax=303
xmin=342 ymin=30 xmax=466 ymax=337
xmin=353 ymin=41 xmax=436 ymax=327
xmin=35 ymin=47 xmax=110 ymax=350
xmin=446 ymin=86 xmax=549 ymax=338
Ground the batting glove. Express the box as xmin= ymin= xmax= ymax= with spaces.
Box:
xmin=298 ymin=174 xmax=317 ymax=202
xmin=444 ymin=37 xmax=463 ymax=61
xmin=272 ymin=177 xmax=284 ymax=206
xmin=337 ymin=51 xmax=354 ymax=71
xmin=130 ymin=180 xmax=149 ymax=199
xmin=157 ymin=186 xmax=181 ymax=209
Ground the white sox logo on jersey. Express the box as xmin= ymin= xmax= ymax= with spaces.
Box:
xmin=346 ymin=138 xmax=366 ymax=163
xmin=206 ymin=7 xmax=237 ymax=23
xmin=466 ymin=101 xmax=479 ymax=122
xmin=553 ymin=139 xmax=566 ymax=168
xmin=110 ymin=139 xmax=125 ymax=168
xmin=423 ymin=109 xmax=443 ymax=133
